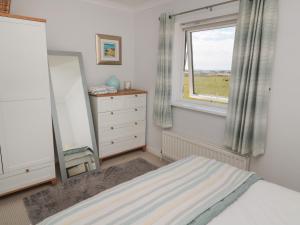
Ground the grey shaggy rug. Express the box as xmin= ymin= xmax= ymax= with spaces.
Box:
xmin=23 ymin=158 xmax=157 ymax=225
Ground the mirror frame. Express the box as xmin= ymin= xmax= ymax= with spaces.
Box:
xmin=48 ymin=50 xmax=100 ymax=181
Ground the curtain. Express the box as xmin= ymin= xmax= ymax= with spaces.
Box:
xmin=153 ymin=13 xmax=175 ymax=128
xmin=224 ymin=0 xmax=278 ymax=157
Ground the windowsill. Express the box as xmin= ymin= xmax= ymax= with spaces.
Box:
xmin=171 ymin=100 xmax=227 ymax=117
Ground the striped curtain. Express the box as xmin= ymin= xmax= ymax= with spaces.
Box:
xmin=153 ymin=13 xmax=175 ymax=128
xmin=224 ymin=0 xmax=278 ymax=157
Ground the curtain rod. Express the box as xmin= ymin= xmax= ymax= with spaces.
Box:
xmin=169 ymin=0 xmax=238 ymax=18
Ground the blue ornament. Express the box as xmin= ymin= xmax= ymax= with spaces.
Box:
xmin=105 ymin=75 xmax=120 ymax=90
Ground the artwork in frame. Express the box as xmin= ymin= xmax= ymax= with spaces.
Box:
xmin=96 ymin=34 xmax=122 ymax=65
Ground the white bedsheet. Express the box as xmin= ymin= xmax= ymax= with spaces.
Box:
xmin=208 ymin=180 xmax=300 ymax=225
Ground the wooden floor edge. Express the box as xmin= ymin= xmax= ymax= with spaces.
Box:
xmin=0 ymin=177 xmax=57 ymax=198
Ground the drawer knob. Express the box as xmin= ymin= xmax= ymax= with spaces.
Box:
xmin=111 ymin=141 xmax=114 ymax=144
xmin=134 ymin=108 xmax=138 ymax=112
xmin=110 ymin=127 xmax=114 ymax=130
xmin=110 ymin=97 xmax=114 ymax=100
xmin=135 ymin=95 xmax=138 ymax=97
xmin=134 ymin=122 xmax=138 ymax=125
xmin=26 ymin=169 xmax=30 ymax=173
xmin=110 ymin=112 xmax=114 ymax=115
xmin=134 ymin=136 xmax=138 ymax=138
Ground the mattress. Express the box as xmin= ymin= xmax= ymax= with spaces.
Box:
xmin=208 ymin=180 xmax=300 ymax=225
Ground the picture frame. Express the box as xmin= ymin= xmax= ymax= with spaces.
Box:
xmin=96 ymin=34 xmax=122 ymax=65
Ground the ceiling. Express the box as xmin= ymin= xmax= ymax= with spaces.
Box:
xmin=83 ymin=0 xmax=173 ymax=10
xmin=107 ymin=0 xmax=162 ymax=7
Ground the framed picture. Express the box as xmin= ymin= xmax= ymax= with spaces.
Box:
xmin=96 ymin=34 xmax=122 ymax=65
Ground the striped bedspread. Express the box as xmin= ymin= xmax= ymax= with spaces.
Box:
xmin=39 ymin=156 xmax=257 ymax=225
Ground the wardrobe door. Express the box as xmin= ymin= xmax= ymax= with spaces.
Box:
xmin=0 ymin=17 xmax=49 ymax=101
xmin=0 ymin=100 xmax=54 ymax=174
xmin=0 ymin=105 xmax=4 ymax=175
xmin=0 ymin=150 xmax=3 ymax=175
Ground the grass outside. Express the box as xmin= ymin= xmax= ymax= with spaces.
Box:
xmin=183 ymin=73 xmax=230 ymax=103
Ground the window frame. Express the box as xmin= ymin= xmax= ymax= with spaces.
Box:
xmin=185 ymin=21 xmax=236 ymax=103
xmin=171 ymin=14 xmax=238 ymax=116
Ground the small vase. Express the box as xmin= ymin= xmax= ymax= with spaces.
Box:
xmin=124 ymin=81 xmax=132 ymax=90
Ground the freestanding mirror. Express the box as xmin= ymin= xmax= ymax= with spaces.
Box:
xmin=48 ymin=51 xmax=100 ymax=181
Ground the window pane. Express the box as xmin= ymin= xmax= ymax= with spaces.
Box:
xmin=183 ymin=26 xmax=235 ymax=103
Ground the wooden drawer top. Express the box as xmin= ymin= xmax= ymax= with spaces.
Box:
xmin=89 ymin=89 xmax=147 ymax=97
xmin=0 ymin=13 xmax=46 ymax=23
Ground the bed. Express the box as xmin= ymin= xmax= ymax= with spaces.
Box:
xmin=38 ymin=156 xmax=300 ymax=225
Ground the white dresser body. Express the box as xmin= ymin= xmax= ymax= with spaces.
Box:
xmin=91 ymin=91 xmax=146 ymax=158
xmin=0 ymin=15 xmax=55 ymax=196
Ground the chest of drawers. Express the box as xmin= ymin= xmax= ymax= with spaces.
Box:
xmin=90 ymin=89 xmax=147 ymax=159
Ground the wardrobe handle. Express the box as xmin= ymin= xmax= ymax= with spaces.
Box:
xmin=110 ymin=126 xmax=114 ymax=130
xmin=135 ymin=94 xmax=138 ymax=97
xmin=134 ymin=136 xmax=138 ymax=138
xmin=110 ymin=97 xmax=114 ymax=100
xmin=134 ymin=122 xmax=138 ymax=125
xmin=110 ymin=112 xmax=114 ymax=115
xmin=134 ymin=108 xmax=138 ymax=112
xmin=111 ymin=141 xmax=114 ymax=144
xmin=26 ymin=169 xmax=30 ymax=173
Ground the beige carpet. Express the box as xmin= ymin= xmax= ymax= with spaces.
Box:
xmin=0 ymin=151 xmax=168 ymax=225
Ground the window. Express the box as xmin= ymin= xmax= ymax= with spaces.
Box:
xmin=183 ymin=20 xmax=236 ymax=104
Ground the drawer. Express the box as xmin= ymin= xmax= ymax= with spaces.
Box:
xmin=126 ymin=94 xmax=146 ymax=108
xmin=0 ymin=161 xmax=55 ymax=179
xmin=96 ymin=95 xmax=125 ymax=112
xmin=98 ymin=107 xmax=146 ymax=127
xmin=95 ymin=94 xmax=146 ymax=112
xmin=0 ymin=162 xmax=55 ymax=196
xmin=99 ymin=120 xmax=146 ymax=140
xmin=99 ymin=132 xmax=145 ymax=158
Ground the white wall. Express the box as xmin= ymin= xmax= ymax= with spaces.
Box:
xmin=11 ymin=0 xmax=135 ymax=87
xmin=250 ymin=0 xmax=300 ymax=191
xmin=11 ymin=0 xmax=300 ymax=191
xmin=134 ymin=0 xmax=300 ymax=192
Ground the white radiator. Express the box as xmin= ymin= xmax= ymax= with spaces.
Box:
xmin=162 ymin=131 xmax=250 ymax=170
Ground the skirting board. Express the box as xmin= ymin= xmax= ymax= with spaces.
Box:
xmin=0 ymin=178 xmax=57 ymax=197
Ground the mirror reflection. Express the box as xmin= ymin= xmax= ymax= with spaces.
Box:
xmin=48 ymin=53 xmax=99 ymax=179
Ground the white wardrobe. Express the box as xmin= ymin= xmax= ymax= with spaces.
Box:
xmin=0 ymin=14 xmax=56 ymax=196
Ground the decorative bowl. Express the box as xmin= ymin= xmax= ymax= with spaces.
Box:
xmin=105 ymin=75 xmax=120 ymax=90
